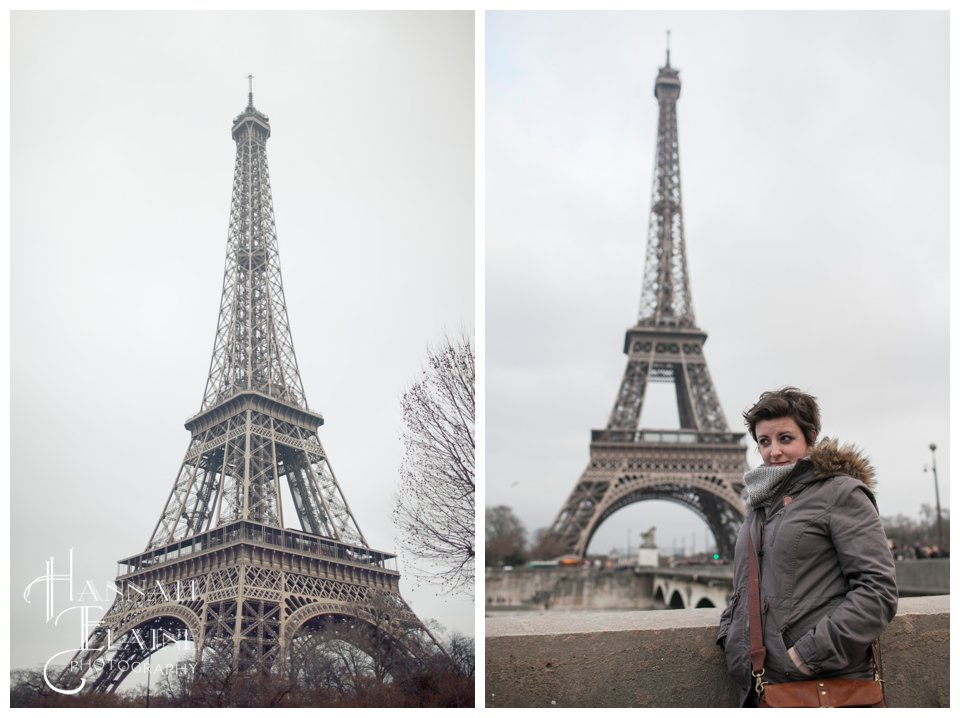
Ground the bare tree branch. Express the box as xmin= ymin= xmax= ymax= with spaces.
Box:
xmin=393 ymin=333 xmax=475 ymax=595
xmin=485 ymin=505 xmax=528 ymax=566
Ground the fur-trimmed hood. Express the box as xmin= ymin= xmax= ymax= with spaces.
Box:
xmin=805 ymin=437 xmax=877 ymax=493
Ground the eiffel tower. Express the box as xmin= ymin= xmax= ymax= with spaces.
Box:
xmin=59 ymin=82 xmax=433 ymax=694
xmin=546 ymin=50 xmax=747 ymax=560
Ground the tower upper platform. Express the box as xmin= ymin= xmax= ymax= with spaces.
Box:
xmin=232 ymin=102 xmax=271 ymax=141
xmin=654 ymin=60 xmax=681 ymax=99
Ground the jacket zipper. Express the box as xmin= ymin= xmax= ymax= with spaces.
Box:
xmin=757 ymin=510 xmax=767 ymax=614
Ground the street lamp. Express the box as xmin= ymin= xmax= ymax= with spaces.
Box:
xmin=925 ymin=443 xmax=943 ymax=553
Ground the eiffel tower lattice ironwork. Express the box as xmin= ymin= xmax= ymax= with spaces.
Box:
xmin=59 ymin=85 xmax=434 ymax=694
xmin=546 ymin=51 xmax=748 ymax=560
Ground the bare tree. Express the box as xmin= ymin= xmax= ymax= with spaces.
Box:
xmin=10 ymin=665 xmax=149 ymax=708
xmin=153 ymin=640 xmax=294 ymax=708
xmin=443 ymin=632 xmax=475 ymax=678
xmin=485 ymin=505 xmax=527 ymax=567
xmin=394 ymin=333 xmax=475 ymax=595
xmin=157 ymin=658 xmax=198 ymax=706
xmin=882 ymin=505 xmax=951 ymax=557
xmin=10 ymin=667 xmax=53 ymax=707
xmin=531 ymin=526 xmax=570 ymax=561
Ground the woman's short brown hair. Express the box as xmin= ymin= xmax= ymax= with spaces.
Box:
xmin=743 ymin=387 xmax=821 ymax=447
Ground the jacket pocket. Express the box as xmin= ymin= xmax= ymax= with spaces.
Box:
xmin=767 ymin=628 xmax=793 ymax=677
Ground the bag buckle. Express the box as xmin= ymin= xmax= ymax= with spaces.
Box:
xmin=752 ymin=668 xmax=766 ymax=697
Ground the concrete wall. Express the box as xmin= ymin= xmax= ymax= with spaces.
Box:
xmin=896 ymin=557 xmax=950 ymax=595
xmin=485 ymin=595 xmax=949 ymax=708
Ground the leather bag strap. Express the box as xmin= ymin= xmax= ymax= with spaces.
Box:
xmin=747 ymin=530 xmax=766 ymax=676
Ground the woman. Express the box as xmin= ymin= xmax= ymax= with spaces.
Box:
xmin=717 ymin=387 xmax=898 ymax=707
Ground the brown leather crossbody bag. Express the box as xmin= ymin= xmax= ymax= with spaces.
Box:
xmin=747 ymin=533 xmax=885 ymax=708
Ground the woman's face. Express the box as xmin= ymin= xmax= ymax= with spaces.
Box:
xmin=755 ymin=416 xmax=809 ymax=466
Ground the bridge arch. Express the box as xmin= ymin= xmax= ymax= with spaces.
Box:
xmin=653 ymin=585 xmax=666 ymax=607
xmin=652 ymin=573 xmax=731 ymax=611
xmin=580 ymin=476 xmax=745 ymax=559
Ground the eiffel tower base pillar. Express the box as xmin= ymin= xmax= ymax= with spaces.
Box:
xmin=58 ymin=521 xmax=433 ymax=695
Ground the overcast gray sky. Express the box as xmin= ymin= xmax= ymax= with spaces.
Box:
xmin=10 ymin=11 xmax=474 ymax=674
xmin=486 ymin=11 xmax=950 ymax=558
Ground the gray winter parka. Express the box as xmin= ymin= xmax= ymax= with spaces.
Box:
xmin=717 ymin=439 xmax=898 ymax=707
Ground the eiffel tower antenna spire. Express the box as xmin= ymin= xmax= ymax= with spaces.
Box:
xmin=666 ymin=29 xmax=671 ymax=66
xmin=544 ymin=57 xmax=747 ymax=562
xmin=59 ymin=88 xmax=437 ymax=694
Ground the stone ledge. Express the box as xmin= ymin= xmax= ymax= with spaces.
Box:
xmin=485 ymin=595 xmax=948 ymax=707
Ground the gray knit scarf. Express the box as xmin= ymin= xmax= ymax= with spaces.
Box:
xmin=743 ymin=463 xmax=798 ymax=508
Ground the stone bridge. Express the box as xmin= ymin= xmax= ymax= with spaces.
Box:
xmin=486 ymin=559 xmax=948 ymax=611
xmin=651 ymin=566 xmax=731 ymax=608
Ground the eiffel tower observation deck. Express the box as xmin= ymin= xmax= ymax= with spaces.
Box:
xmin=58 ymin=83 xmax=435 ymax=694
xmin=546 ymin=51 xmax=748 ymax=560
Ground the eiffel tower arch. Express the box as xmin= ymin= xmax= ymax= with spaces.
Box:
xmin=57 ymin=84 xmax=436 ymax=695
xmin=546 ymin=51 xmax=747 ymax=560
